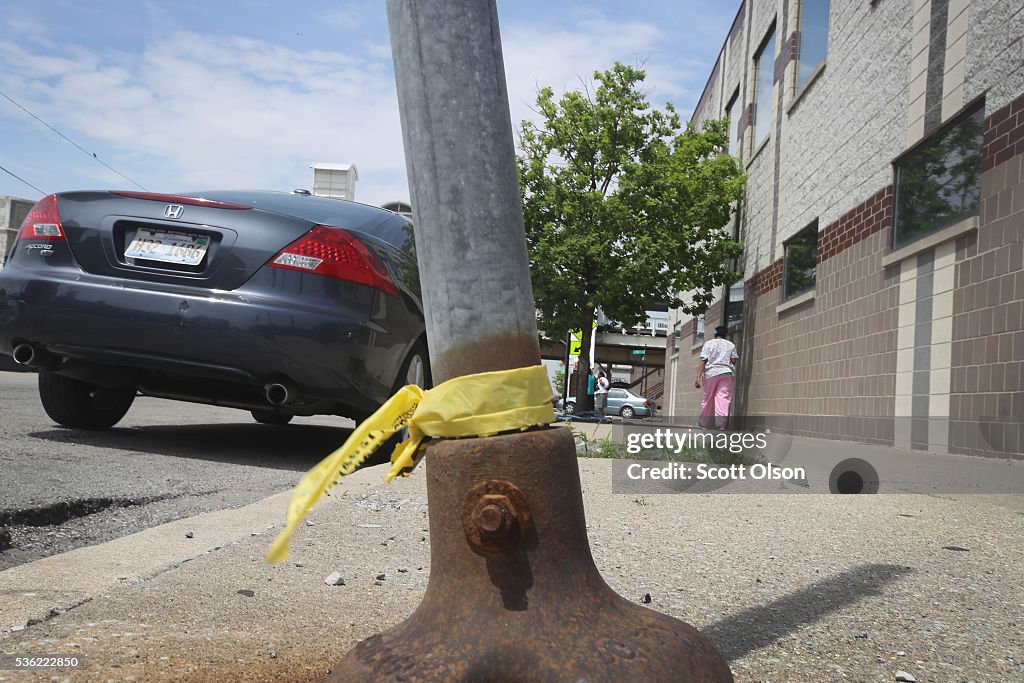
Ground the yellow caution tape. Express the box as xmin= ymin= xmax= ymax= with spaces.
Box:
xmin=266 ymin=364 xmax=555 ymax=563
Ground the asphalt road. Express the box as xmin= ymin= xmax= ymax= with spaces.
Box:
xmin=0 ymin=370 xmax=357 ymax=571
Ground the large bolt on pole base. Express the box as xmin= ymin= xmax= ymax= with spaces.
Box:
xmin=328 ymin=426 xmax=733 ymax=682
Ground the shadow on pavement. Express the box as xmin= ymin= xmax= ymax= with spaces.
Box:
xmin=27 ymin=423 xmax=356 ymax=472
xmin=704 ymin=563 xmax=914 ymax=661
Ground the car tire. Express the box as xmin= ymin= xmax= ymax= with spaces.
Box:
xmin=398 ymin=341 xmax=431 ymax=390
xmin=251 ymin=410 xmax=293 ymax=426
xmin=38 ymin=371 xmax=136 ymax=429
xmin=564 ymin=401 xmax=576 ymax=415
xmin=620 ymin=405 xmax=636 ymax=419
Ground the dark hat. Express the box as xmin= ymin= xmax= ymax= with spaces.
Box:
xmin=714 ymin=325 xmax=729 ymax=338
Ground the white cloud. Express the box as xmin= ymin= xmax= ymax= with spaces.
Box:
xmin=0 ymin=33 xmax=407 ymax=205
xmin=0 ymin=9 xmax=719 ymax=206
xmin=501 ymin=17 xmax=709 ymax=129
xmin=317 ymin=3 xmax=374 ymax=31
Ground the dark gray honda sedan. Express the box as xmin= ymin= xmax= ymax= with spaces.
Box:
xmin=0 ymin=190 xmax=428 ymax=428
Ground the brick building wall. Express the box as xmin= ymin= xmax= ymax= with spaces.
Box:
xmin=742 ymin=226 xmax=900 ymax=443
xmin=949 ymin=93 xmax=1024 ymax=456
xmin=666 ymin=0 xmax=1023 ymax=458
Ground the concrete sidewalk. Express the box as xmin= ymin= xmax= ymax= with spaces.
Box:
xmin=1 ymin=430 xmax=1022 ymax=682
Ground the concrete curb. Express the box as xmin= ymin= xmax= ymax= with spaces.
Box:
xmin=0 ymin=491 xmax=293 ymax=632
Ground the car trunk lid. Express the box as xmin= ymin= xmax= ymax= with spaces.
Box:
xmin=55 ymin=191 xmax=318 ymax=291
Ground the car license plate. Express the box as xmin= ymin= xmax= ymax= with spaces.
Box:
xmin=125 ymin=228 xmax=210 ymax=266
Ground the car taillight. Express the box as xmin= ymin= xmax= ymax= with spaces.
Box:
xmin=269 ymin=225 xmax=399 ymax=296
xmin=17 ymin=194 xmax=65 ymax=241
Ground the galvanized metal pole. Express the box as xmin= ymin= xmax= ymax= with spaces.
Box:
xmin=328 ymin=2 xmax=733 ymax=680
xmin=385 ymin=0 xmax=540 ymax=383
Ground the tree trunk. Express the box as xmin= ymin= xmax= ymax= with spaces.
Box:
xmin=576 ymin=311 xmax=596 ymax=412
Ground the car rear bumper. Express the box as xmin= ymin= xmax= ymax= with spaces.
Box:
xmin=0 ymin=270 xmax=391 ymax=410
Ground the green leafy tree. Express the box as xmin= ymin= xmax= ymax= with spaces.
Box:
xmin=517 ymin=63 xmax=745 ymax=406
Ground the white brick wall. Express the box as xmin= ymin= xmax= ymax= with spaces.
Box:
xmin=966 ymin=0 xmax=1024 ymax=113
xmin=744 ymin=142 xmax=777 ymax=272
xmin=750 ymin=0 xmax=781 ymax=56
xmin=778 ymin=0 xmax=911 ymax=243
xmin=723 ymin=13 xmax=747 ymax=111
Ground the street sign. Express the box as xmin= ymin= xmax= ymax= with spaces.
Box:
xmin=569 ymin=333 xmax=582 ymax=357
xmin=569 ymin=322 xmax=597 ymax=359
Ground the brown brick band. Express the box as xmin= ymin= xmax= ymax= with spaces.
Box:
xmin=818 ymin=186 xmax=894 ymax=263
xmin=982 ymin=92 xmax=1024 ymax=172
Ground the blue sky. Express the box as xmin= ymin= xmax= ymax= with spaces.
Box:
xmin=0 ymin=1 xmax=739 ymax=207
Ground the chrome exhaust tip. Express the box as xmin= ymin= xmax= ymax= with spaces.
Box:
xmin=265 ymin=382 xmax=295 ymax=406
xmin=12 ymin=343 xmax=59 ymax=369
xmin=12 ymin=343 xmax=36 ymax=366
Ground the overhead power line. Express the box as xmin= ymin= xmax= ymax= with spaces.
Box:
xmin=0 ymin=163 xmax=45 ymax=196
xmin=0 ymin=87 xmax=148 ymax=191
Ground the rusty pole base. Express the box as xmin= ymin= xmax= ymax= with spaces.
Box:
xmin=328 ymin=426 xmax=733 ymax=682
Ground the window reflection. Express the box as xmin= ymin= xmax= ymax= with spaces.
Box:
xmin=725 ymin=279 xmax=744 ymax=326
xmin=726 ymin=90 xmax=741 ymax=157
xmin=784 ymin=221 xmax=818 ymax=299
xmin=797 ymin=0 xmax=830 ymax=90
xmin=894 ymin=103 xmax=984 ymax=246
xmin=754 ymin=28 xmax=776 ymax=148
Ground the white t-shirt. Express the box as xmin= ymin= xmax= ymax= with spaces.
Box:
xmin=700 ymin=338 xmax=738 ymax=379
xmin=595 ymin=376 xmax=609 ymax=394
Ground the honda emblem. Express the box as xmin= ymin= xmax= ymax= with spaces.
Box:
xmin=164 ymin=204 xmax=184 ymax=219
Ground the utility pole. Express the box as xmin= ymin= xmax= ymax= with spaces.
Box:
xmin=563 ymin=331 xmax=572 ymax=409
xmin=328 ymin=2 xmax=733 ymax=680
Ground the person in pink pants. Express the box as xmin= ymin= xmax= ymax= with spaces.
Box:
xmin=694 ymin=325 xmax=738 ymax=430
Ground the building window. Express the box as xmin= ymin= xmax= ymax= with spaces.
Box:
xmin=726 ymin=89 xmax=741 ymax=158
xmin=796 ymin=0 xmax=830 ymax=90
xmin=724 ymin=279 xmax=745 ymax=328
xmin=783 ymin=221 xmax=818 ymax=299
xmin=694 ymin=314 xmax=706 ymax=343
xmin=893 ymin=101 xmax=984 ymax=247
xmin=753 ymin=26 xmax=776 ymax=149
